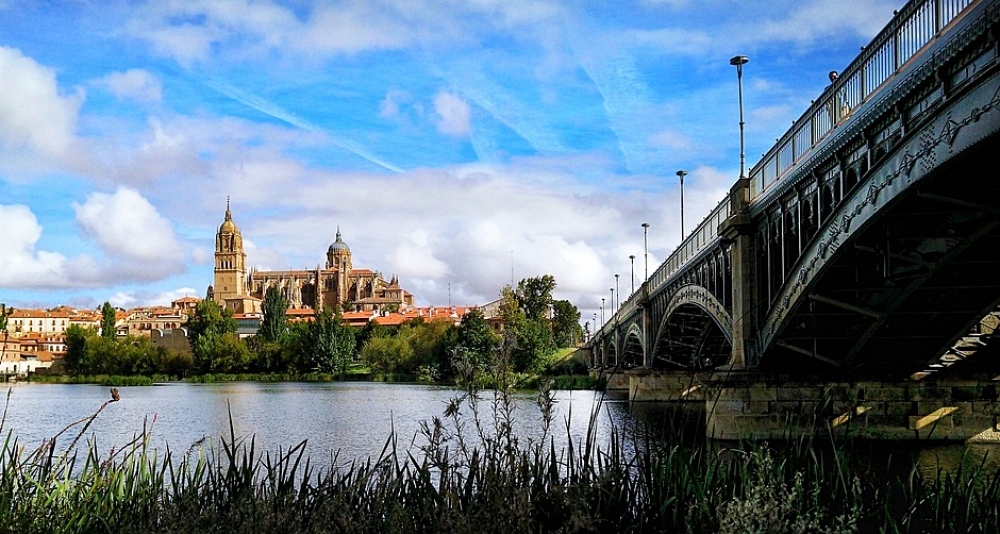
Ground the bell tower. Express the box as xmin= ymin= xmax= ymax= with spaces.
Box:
xmin=213 ymin=199 xmax=247 ymax=303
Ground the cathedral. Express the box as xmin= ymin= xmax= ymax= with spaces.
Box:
xmin=211 ymin=202 xmax=414 ymax=314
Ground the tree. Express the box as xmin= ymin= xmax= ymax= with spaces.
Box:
xmin=454 ymin=308 xmax=500 ymax=367
xmin=552 ymin=300 xmax=583 ymax=347
xmin=500 ymin=279 xmax=557 ymax=372
xmin=361 ymin=335 xmax=413 ymax=376
xmin=299 ymin=308 xmax=355 ymax=376
xmin=101 ymin=302 xmax=116 ymax=340
xmin=187 ymin=299 xmax=239 ymax=372
xmin=63 ymin=324 xmax=91 ymax=373
xmin=259 ymin=286 xmax=289 ymax=343
xmin=516 ymin=275 xmax=557 ymax=320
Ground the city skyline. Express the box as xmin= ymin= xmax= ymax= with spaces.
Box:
xmin=0 ymin=0 xmax=901 ymax=321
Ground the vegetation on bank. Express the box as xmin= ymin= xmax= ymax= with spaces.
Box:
xmin=57 ymin=275 xmax=590 ymax=388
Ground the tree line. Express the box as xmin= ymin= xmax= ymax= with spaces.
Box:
xmin=62 ymin=275 xmax=583 ymax=382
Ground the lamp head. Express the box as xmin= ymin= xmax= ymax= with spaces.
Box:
xmin=729 ymin=55 xmax=749 ymax=66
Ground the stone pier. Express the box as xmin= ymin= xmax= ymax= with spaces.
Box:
xmin=612 ymin=369 xmax=1000 ymax=442
xmin=703 ymin=373 xmax=1000 ymax=442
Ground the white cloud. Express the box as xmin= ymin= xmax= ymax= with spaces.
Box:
xmin=649 ymin=129 xmax=692 ymax=150
xmin=125 ymin=0 xmax=566 ymax=64
xmin=74 ymin=187 xmax=185 ymax=266
xmin=757 ymin=0 xmax=898 ymax=44
xmin=108 ymin=287 xmax=199 ymax=309
xmin=388 ymin=230 xmax=449 ymax=278
xmin=0 ymin=205 xmax=69 ymax=288
xmin=0 ymin=46 xmax=82 ymax=158
xmin=433 ymin=91 xmax=472 ymax=137
xmin=0 ymin=195 xmax=192 ymax=291
xmin=97 ymin=69 xmax=163 ymax=102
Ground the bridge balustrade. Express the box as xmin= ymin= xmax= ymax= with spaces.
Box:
xmin=748 ymin=0 xmax=976 ymax=200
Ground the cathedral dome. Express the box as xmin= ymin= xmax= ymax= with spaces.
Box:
xmin=219 ymin=202 xmax=239 ymax=235
xmin=328 ymin=229 xmax=350 ymax=253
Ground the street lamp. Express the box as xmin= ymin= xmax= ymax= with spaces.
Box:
xmin=610 ymin=288 xmax=615 ymax=314
xmin=601 ymin=299 xmax=605 ymax=324
xmin=614 ymin=274 xmax=620 ymax=309
xmin=676 ymin=170 xmax=687 ymax=240
xmin=629 ymin=255 xmax=635 ymax=294
xmin=730 ymin=55 xmax=750 ymax=179
xmin=641 ymin=222 xmax=650 ymax=280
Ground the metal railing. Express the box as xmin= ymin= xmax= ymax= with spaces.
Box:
xmin=748 ymin=0 xmax=977 ymax=200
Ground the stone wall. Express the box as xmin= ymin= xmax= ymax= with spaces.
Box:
xmin=628 ymin=369 xmax=709 ymax=402
xmin=705 ymin=373 xmax=1000 ymax=442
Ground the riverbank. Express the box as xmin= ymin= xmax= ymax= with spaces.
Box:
xmin=20 ymin=347 xmax=601 ymax=390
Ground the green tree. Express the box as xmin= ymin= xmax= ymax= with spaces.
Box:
xmin=63 ymin=324 xmax=92 ymax=374
xmin=187 ymin=299 xmax=239 ymax=372
xmin=101 ymin=302 xmax=116 ymax=340
xmin=516 ymin=275 xmax=556 ymax=320
xmin=500 ymin=276 xmax=559 ymax=372
xmin=454 ymin=308 xmax=500 ymax=367
xmin=299 ymin=308 xmax=355 ymax=376
xmin=552 ymin=299 xmax=583 ymax=347
xmin=259 ymin=286 xmax=289 ymax=343
xmin=361 ymin=335 xmax=413 ymax=376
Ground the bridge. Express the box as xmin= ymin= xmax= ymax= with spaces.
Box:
xmin=588 ymin=0 xmax=1000 ymax=440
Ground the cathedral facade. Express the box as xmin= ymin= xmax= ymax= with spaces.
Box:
xmin=212 ymin=203 xmax=413 ymax=314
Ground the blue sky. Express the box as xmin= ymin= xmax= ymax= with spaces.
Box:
xmin=0 ymin=0 xmax=900 ymax=325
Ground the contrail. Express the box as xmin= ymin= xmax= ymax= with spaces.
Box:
xmin=205 ymin=79 xmax=404 ymax=174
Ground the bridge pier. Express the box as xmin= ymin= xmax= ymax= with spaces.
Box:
xmin=704 ymin=373 xmax=1000 ymax=442
xmin=719 ymin=177 xmax=755 ymax=369
xmin=626 ymin=369 xmax=709 ymax=402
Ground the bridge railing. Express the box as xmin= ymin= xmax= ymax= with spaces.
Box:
xmin=747 ymin=0 xmax=977 ymax=201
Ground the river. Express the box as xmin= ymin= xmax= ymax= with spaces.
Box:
xmin=2 ymin=381 xmax=998 ymax=483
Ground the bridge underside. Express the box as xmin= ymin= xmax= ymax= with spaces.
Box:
xmin=765 ymin=135 xmax=1000 ymax=378
xmin=653 ymin=303 xmax=732 ymax=370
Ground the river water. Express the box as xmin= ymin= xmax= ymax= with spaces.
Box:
xmin=2 ymin=381 xmax=998 ymax=483
xmin=0 ymin=382 xmax=638 ymax=464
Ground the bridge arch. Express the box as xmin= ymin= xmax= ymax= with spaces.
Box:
xmin=759 ymin=93 xmax=1000 ymax=374
xmin=605 ymin=339 xmax=619 ymax=368
xmin=651 ymin=285 xmax=734 ymax=369
xmin=621 ymin=324 xmax=644 ymax=369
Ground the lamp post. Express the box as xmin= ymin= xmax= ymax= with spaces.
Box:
xmin=610 ymin=288 xmax=614 ymax=314
xmin=601 ymin=299 xmax=605 ymax=324
xmin=641 ymin=222 xmax=650 ymax=280
xmin=730 ymin=55 xmax=750 ymax=179
xmin=676 ymin=170 xmax=687 ymax=240
xmin=614 ymin=274 xmax=620 ymax=309
xmin=629 ymin=255 xmax=635 ymax=295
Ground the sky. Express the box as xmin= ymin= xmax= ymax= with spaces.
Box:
xmin=0 ymin=0 xmax=902 ymax=327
